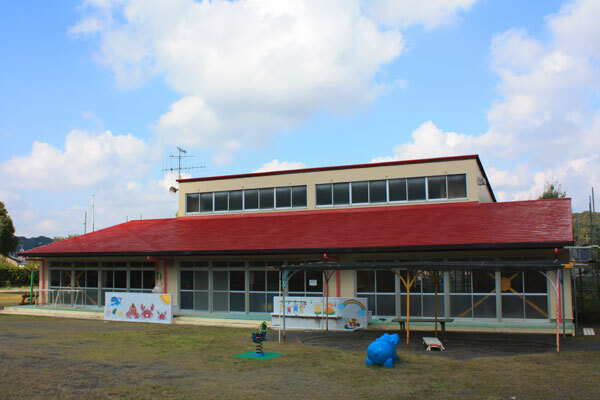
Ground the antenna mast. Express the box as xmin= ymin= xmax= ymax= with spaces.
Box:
xmin=163 ymin=147 xmax=205 ymax=181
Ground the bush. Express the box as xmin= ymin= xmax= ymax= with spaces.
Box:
xmin=0 ymin=261 xmax=38 ymax=288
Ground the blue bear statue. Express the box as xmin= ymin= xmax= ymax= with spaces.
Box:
xmin=366 ymin=333 xmax=400 ymax=368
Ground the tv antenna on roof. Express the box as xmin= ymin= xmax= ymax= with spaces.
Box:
xmin=162 ymin=147 xmax=205 ymax=193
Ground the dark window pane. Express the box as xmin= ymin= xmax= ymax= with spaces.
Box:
xmin=502 ymin=295 xmax=524 ymax=318
xmin=473 ymin=295 xmax=496 ymax=318
xmin=213 ymin=271 xmax=228 ymax=290
xmin=102 ymin=270 xmax=113 ymax=288
xmin=450 ymin=295 xmax=472 ymax=317
xmin=181 ymin=271 xmax=194 ymax=290
xmin=420 ymin=271 xmax=443 ymax=293
xmin=525 ymin=296 xmax=548 ymax=319
xmin=473 ymin=271 xmax=495 ymax=293
xmin=363 ymin=294 xmax=376 ymax=314
xmin=61 ymin=270 xmax=72 ymax=287
xmin=376 ymin=270 xmax=395 ymax=292
xmin=306 ymin=271 xmax=322 ymax=292
xmin=86 ymin=270 xmax=98 ymax=288
xmin=450 ymin=270 xmax=471 ymax=293
xmin=316 ymin=184 xmax=332 ymax=206
xmin=377 ymin=295 xmax=395 ymax=316
xmin=130 ymin=270 xmax=142 ymax=289
xmin=200 ymin=193 xmax=213 ymax=212
xmin=423 ymin=295 xmax=445 ymax=317
xmin=369 ymin=180 xmax=387 ymax=203
xmin=230 ymin=271 xmax=245 ymax=291
xmin=333 ymin=183 xmax=349 ymax=205
xmin=250 ymin=293 xmax=266 ymax=312
xmin=230 ymin=293 xmax=245 ymax=312
xmin=244 ymin=189 xmax=258 ymax=209
xmin=292 ymin=186 xmax=307 ymax=207
xmin=114 ymin=270 xmax=127 ymax=289
xmin=195 ymin=271 xmax=208 ymax=290
xmin=50 ymin=270 xmax=61 ymax=287
xmin=214 ymin=191 xmax=228 ymax=211
xmin=213 ymin=292 xmax=228 ymax=311
xmin=143 ymin=271 xmax=155 ymax=290
xmin=229 ymin=190 xmax=243 ymax=211
xmin=259 ymin=188 xmax=274 ymax=209
xmin=400 ymin=294 xmax=421 ymax=316
xmin=180 ymin=292 xmax=193 ymax=309
xmin=276 ymin=187 xmax=291 ymax=208
xmin=407 ymin=177 xmax=426 ymax=201
xmin=75 ymin=270 xmax=86 ymax=287
xmin=356 ymin=270 xmax=375 ymax=293
xmin=524 ymin=271 xmax=547 ymax=293
xmin=288 ymin=272 xmax=304 ymax=292
xmin=388 ymin=179 xmax=406 ymax=201
xmin=267 ymin=271 xmax=279 ymax=291
xmin=448 ymin=174 xmax=467 ymax=198
xmin=194 ymin=292 xmax=209 ymax=311
xmin=427 ymin=176 xmax=447 ymax=199
xmin=351 ymin=181 xmax=368 ymax=203
xmin=186 ymin=194 xmax=199 ymax=213
xmin=250 ymin=271 xmax=266 ymax=291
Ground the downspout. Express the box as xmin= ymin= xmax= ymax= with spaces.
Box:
xmin=26 ymin=258 xmax=45 ymax=305
xmin=323 ymin=253 xmax=340 ymax=297
xmin=147 ymin=256 xmax=167 ymax=293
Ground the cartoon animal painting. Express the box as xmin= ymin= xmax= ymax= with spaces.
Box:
xmin=366 ymin=333 xmax=400 ymax=368
xmin=157 ymin=310 xmax=167 ymax=320
xmin=126 ymin=303 xmax=140 ymax=319
xmin=140 ymin=303 xmax=154 ymax=319
xmin=110 ymin=296 xmax=122 ymax=307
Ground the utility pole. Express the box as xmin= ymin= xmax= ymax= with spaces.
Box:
xmin=84 ymin=211 xmax=87 ymax=234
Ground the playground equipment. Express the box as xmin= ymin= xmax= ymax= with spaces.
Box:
xmin=251 ymin=321 xmax=269 ymax=356
xmin=366 ymin=333 xmax=400 ymax=368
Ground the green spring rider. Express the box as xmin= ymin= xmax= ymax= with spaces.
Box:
xmin=251 ymin=321 xmax=268 ymax=356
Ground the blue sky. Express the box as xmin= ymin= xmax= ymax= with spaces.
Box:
xmin=1 ymin=0 xmax=598 ymax=237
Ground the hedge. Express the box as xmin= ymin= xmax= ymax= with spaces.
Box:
xmin=0 ymin=261 xmax=39 ymax=287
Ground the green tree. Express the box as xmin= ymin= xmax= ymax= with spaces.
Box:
xmin=538 ymin=180 xmax=567 ymax=199
xmin=0 ymin=202 xmax=19 ymax=256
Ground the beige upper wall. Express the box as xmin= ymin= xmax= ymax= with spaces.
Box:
xmin=177 ymin=157 xmax=495 ymax=216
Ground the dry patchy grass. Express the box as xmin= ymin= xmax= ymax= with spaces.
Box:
xmin=0 ymin=315 xmax=599 ymax=399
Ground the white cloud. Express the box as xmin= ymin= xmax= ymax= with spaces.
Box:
xmin=366 ymin=0 xmax=478 ymax=30
xmin=71 ymin=0 xmax=411 ymax=163
xmin=0 ymin=129 xmax=156 ymax=190
xmin=253 ymin=159 xmax=307 ymax=173
xmin=374 ymin=0 xmax=600 ymax=210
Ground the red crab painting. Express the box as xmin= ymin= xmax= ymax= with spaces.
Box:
xmin=157 ymin=310 xmax=168 ymax=320
xmin=140 ymin=304 xmax=154 ymax=319
xmin=126 ymin=303 xmax=140 ymax=319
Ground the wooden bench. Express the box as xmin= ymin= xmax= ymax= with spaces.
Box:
xmin=391 ymin=317 xmax=454 ymax=336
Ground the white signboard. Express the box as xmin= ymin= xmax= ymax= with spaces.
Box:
xmin=104 ymin=292 xmax=173 ymax=324
xmin=272 ymin=296 xmax=368 ymax=331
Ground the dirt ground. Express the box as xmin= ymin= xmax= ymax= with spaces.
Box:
xmin=288 ymin=328 xmax=600 ymax=360
xmin=1 ymin=314 xmax=599 ymax=399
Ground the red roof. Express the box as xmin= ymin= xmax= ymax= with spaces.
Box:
xmin=23 ymin=199 xmax=572 ymax=257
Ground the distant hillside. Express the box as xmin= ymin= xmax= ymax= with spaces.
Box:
xmin=17 ymin=236 xmax=53 ymax=252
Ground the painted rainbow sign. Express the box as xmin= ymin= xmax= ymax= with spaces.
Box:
xmin=343 ymin=299 xmax=366 ymax=310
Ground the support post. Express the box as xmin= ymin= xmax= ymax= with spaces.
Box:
xmin=434 ymin=272 xmax=439 ymax=338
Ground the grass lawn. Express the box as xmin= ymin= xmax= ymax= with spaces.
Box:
xmin=0 ymin=292 xmax=25 ymax=307
xmin=0 ymin=314 xmax=599 ymax=399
